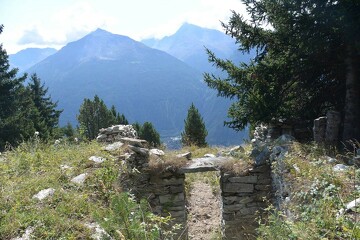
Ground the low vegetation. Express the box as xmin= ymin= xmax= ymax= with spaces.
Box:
xmin=0 ymin=139 xmax=174 ymax=239
xmin=1 ymin=133 xmax=359 ymax=239
xmin=257 ymin=142 xmax=360 ymax=239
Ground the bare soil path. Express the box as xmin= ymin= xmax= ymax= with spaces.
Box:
xmin=187 ymin=181 xmax=221 ymax=240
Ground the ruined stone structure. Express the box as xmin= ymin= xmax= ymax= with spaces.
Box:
xmin=221 ymin=165 xmax=271 ymax=239
xmin=313 ymin=111 xmax=341 ymax=145
xmin=96 ymin=125 xmax=289 ymax=239
xmin=120 ymin=144 xmax=272 ymax=239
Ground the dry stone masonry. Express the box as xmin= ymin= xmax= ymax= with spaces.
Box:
xmin=96 ymin=125 xmax=294 ymax=239
xmin=96 ymin=125 xmax=137 ymax=142
xmin=220 ymin=165 xmax=271 ymax=239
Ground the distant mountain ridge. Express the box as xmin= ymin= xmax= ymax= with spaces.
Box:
xmin=142 ymin=23 xmax=251 ymax=73
xmin=19 ymin=26 xmax=249 ymax=146
xmin=9 ymin=48 xmax=57 ymax=71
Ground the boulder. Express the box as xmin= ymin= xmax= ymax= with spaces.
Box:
xmin=32 ymin=188 xmax=55 ymax=201
xmin=71 ymin=173 xmax=88 ymax=185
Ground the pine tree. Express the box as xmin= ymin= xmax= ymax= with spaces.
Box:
xmin=139 ymin=122 xmax=161 ymax=147
xmin=77 ymin=95 xmax=128 ymax=139
xmin=27 ymin=73 xmax=62 ymax=139
xmin=204 ymin=0 xmax=360 ymax=142
xmin=0 ymin=25 xmax=33 ymax=149
xmin=181 ymin=103 xmax=208 ymax=147
xmin=110 ymin=105 xmax=129 ymax=125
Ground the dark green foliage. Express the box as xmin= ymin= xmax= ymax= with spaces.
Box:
xmin=138 ymin=122 xmax=161 ymax=147
xmin=204 ymin=0 xmax=360 ymax=141
xmin=132 ymin=122 xmax=141 ymax=135
xmin=27 ymin=73 xmax=62 ymax=139
xmin=77 ymin=95 xmax=128 ymax=140
xmin=111 ymin=105 xmax=129 ymax=125
xmin=0 ymin=25 xmax=33 ymax=149
xmin=62 ymin=122 xmax=76 ymax=138
xmin=181 ymin=103 xmax=208 ymax=147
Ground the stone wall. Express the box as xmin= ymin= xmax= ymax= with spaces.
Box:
xmin=96 ymin=125 xmax=137 ymax=142
xmin=220 ymin=165 xmax=272 ymax=239
xmin=120 ymin=141 xmax=187 ymax=239
xmin=313 ymin=111 xmax=341 ymax=145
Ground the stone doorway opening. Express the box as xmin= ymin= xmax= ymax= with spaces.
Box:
xmin=185 ymin=171 xmax=222 ymax=240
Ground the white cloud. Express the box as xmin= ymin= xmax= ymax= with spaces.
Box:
xmin=2 ymin=0 xmax=248 ymax=53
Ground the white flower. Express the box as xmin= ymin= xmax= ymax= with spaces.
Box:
xmin=34 ymin=131 xmax=40 ymax=136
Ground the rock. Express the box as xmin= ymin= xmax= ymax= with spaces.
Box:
xmin=270 ymin=145 xmax=288 ymax=162
xmin=85 ymin=222 xmax=113 ymax=240
xmin=71 ymin=173 xmax=88 ymax=185
xmin=345 ymin=197 xmax=360 ymax=212
xmin=103 ymin=141 xmax=124 ymax=151
xmin=89 ymin=156 xmax=105 ymax=164
xmin=120 ymin=137 xmax=147 ymax=147
xmin=293 ymin=164 xmax=300 ymax=173
xmin=12 ymin=226 xmax=34 ymax=240
xmin=229 ymin=146 xmax=245 ymax=157
xmin=128 ymin=145 xmax=149 ymax=157
xmin=228 ymin=176 xmax=258 ymax=184
xmin=333 ymin=164 xmax=348 ymax=171
xmin=338 ymin=197 xmax=360 ymax=217
xmin=176 ymin=152 xmax=192 ymax=160
xmin=32 ymin=188 xmax=55 ymax=201
xmin=223 ymin=183 xmax=254 ymax=193
xmin=326 ymin=156 xmax=337 ymax=163
xmin=97 ymin=125 xmax=138 ymax=143
xmin=204 ymin=153 xmax=216 ymax=158
xmin=313 ymin=116 xmax=327 ymax=143
xmin=275 ymin=134 xmax=295 ymax=144
xmin=150 ymin=148 xmax=165 ymax=156
xmin=255 ymin=147 xmax=270 ymax=166
xmin=96 ymin=134 xmax=107 ymax=141
xmin=60 ymin=164 xmax=72 ymax=170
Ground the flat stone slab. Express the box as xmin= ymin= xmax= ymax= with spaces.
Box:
xmin=120 ymin=137 xmax=147 ymax=147
xmin=179 ymin=156 xmax=230 ymax=173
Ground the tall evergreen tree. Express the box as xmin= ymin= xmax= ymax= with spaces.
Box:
xmin=27 ymin=73 xmax=62 ymax=139
xmin=204 ymin=0 xmax=360 ymax=142
xmin=139 ymin=122 xmax=161 ymax=147
xmin=181 ymin=103 xmax=208 ymax=147
xmin=110 ymin=105 xmax=129 ymax=125
xmin=0 ymin=25 xmax=33 ymax=149
xmin=77 ymin=95 xmax=128 ymax=140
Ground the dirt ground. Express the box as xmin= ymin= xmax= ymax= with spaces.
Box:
xmin=187 ymin=181 xmax=222 ymax=240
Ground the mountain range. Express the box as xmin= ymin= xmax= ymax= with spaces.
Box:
xmin=9 ymin=47 xmax=57 ymax=71
xmin=10 ymin=23 xmax=252 ymax=146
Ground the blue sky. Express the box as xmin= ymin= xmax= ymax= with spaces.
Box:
xmin=0 ymin=0 xmax=246 ymax=54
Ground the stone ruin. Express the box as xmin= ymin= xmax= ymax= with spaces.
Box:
xmin=96 ymin=125 xmax=138 ymax=142
xmin=95 ymin=125 xmax=279 ymax=239
xmin=313 ymin=110 xmax=341 ymax=145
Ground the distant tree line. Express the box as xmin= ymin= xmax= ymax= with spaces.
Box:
xmin=1 ymin=23 xmax=209 ymax=151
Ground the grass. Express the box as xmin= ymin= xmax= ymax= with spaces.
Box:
xmin=0 ymin=139 xmax=174 ymax=239
xmin=257 ymin=142 xmax=360 ymax=239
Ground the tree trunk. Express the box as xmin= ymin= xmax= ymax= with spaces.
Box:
xmin=342 ymin=45 xmax=360 ymax=143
